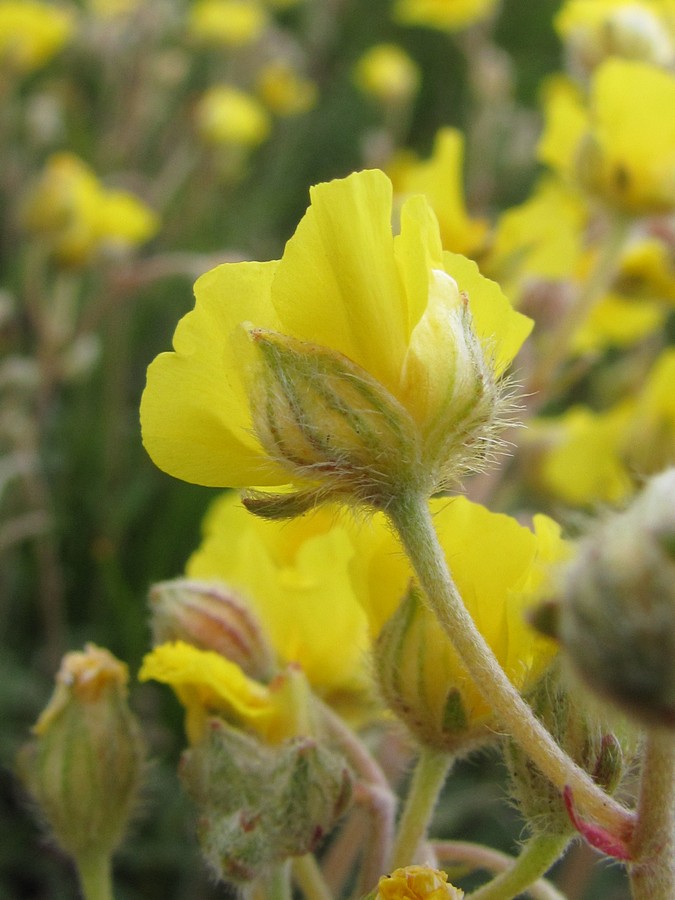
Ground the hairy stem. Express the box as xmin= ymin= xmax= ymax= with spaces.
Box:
xmin=387 ymin=493 xmax=634 ymax=841
xmin=390 ymin=748 xmax=453 ymax=869
xmin=467 ymin=832 xmax=570 ymax=900
xmin=629 ymin=731 xmax=675 ymax=900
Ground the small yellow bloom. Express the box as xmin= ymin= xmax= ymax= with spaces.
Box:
xmin=618 ymin=236 xmax=675 ymax=305
xmin=487 ymin=175 xmax=588 ymax=296
xmin=394 ymin=0 xmax=499 ymax=32
xmin=571 ymin=291 xmax=666 ymax=353
xmin=188 ymin=0 xmax=268 ymax=47
xmin=141 ymin=169 xmax=530 ymax=502
xmin=556 ymin=0 xmax=675 ymax=72
xmin=354 ymin=43 xmax=420 ymax=105
xmin=0 ymin=1 xmax=73 ymax=73
xmin=256 ymin=60 xmax=317 ymax=116
xmin=375 ymin=865 xmax=463 ymax=899
xmin=186 ymin=492 xmax=373 ymax=710
xmin=196 ymin=84 xmax=271 ymax=146
xmin=22 ymin=152 xmax=158 ymax=265
xmin=539 ymin=60 xmax=675 ymax=214
xmin=390 ymin=128 xmax=487 ymax=257
xmin=365 ymin=497 xmax=565 ymax=748
xmin=139 ymin=640 xmax=305 ymax=743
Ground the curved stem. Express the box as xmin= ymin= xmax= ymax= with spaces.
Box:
xmin=387 ymin=493 xmax=634 ymax=841
xmin=316 ymin=700 xmax=396 ymax=894
xmin=434 ymin=840 xmax=569 ymax=900
xmin=292 ymin=854 xmax=333 ymax=900
xmin=467 ymin=833 xmax=571 ymax=900
xmin=74 ymin=852 xmax=114 ymax=900
xmin=390 ymin=748 xmax=453 ymax=869
xmin=628 ymin=731 xmax=675 ymax=900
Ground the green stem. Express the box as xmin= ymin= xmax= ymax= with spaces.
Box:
xmin=628 ymin=731 xmax=675 ymax=900
xmin=390 ymin=747 xmax=453 ymax=869
xmin=387 ymin=493 xmax=634 ymax=842
xmin=528 ymin=212 xmax=633 ymax=402
xmin=467 ymin=833 xmax=571 ymax=900
xmin=434 ymin=840 xmax=568 ymax=900
xmin=74 ymin=851 xmax=114 ymax=900
xmin=292 ymin=854 xmax=333 ymax=900
xmin=245 ymin=862 xmax=293 ymax=900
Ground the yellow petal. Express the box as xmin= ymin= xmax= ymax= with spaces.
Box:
xmin=140 ymin=261 xmax=291 ymax=487
xmin=271 ymin=169 xmax=409 ymax=395
xmin=442 ymin=252 xmax=533 ymax=375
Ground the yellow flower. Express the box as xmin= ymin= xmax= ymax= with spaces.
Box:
xmin=354 ymin=43 xmax=420 ymax=105
xmin=22 ymin=152 xmax=158 ymax=266
xmin=622 ymin=347 xmax=675 ymax=475
xmin=534 ymin=404 xmax=635 ymax=506
xmin=195 ymin=84 xmax=271 ymax=147
xmin=141 ymin=169 xmax=531 ymax=503
xmin=0 ymin=1 xmax=73 ymax=73
xmin=188 ymin=0 xmax=268 ymax=47
xmin=539 ymin=60 xmax=675 ymax=214
xmin=390 ymin=128 xmax=488 ymax=257
xmin=364 ymin=496 xmax=564 ymax=748
xmin=139 ymin=640 xmax=304 ymax=743
xmin=571 ymin=291 xmax=666 ymax=353
xmin=555 ymin=0 xmax=675 ymax=72
xmin=185 ymin=492 xmax=373 ymax=711
xmin=617 ymin=236 xmax=675 ymax=305
xmin=394 ymin=0 xmax=499 ymax=32
xmin=256 ymin=60 xmax=317 ymax=116
xmin=374 ymin=865 xmax=463 ymax=899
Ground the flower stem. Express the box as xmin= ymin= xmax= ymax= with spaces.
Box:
xmin=292 ymin=854 xmax=333 ymax=900
xmin=434 ymin=840 xmax=568 ymax=900
xmin=467 ymin=832 xmax=571 ymax=900
xmin=628 ymin=731 xmax=675 ymax=900
xmin=387 ymin=493 xmax=634 ymax=841
xmin=390 ymin=747 xmax=453 ymax=869
xmin=74 ymin=851 xmax=114 ymax=900
xmin=245 ymin=862 xmax=293 ymax=900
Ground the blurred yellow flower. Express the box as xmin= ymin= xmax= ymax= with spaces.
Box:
xmin=390 ymin=128 xmax=487 ymax=257
xmin=539 ymin=60 xmax=675 ymax=214
xmin=354 ymin=43 xmax=420 ymax=105
xmin=364 ymin=496 xmax=564 ymax=748
xmin=394 ymin=0 xmax=499 ymax=32
xmin=196 ymin=84 xmax=271 ymax=146
xmin=0 ymin=1 xmax=73 ymax=73
xmin=535 ymin=404 xmax=635 ymax=506
xmin=141 ymin=169 xmax=530 ymax=501
xmin=374 ymin=865 xmax=464 ymax=899
xmin=188 ymin=0 xmax=268 ymax=47
xmin=256 ymin=60 xmax=317 ymax=116
xmin=555 ymin=0 xmax=675 ymax=72
xmin=618 ymin=236 xmax=675 ymax=305
xmin=139 ymin=640 xmax=304 ymax=743
xmin=571 ymin=291 xmax=665 ymax=353
xmin=186 ymin=492 xmax=373 ymax=711
xmin=487 ymin=175 xmax=588 ymax=294
xmin=22 ymin=152 xmax=158 ymax=266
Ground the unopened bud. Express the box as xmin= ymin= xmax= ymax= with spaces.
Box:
xmin=249 ymin=328 xmax=421 ymax=507
xmin=365 ymin=865 xmax=464 ymax=899
xmin=505 ymin=666 xmax=625 ymax=836
xmin=375 ymin=584 xmax=495 ymax=754
xmin=556 ymin=468 xmax=675 ymax=729
xmin=181 ymin=718 xmax=352 ymax=883
xmin=17 ymin=644 xmax=145 ymax=859
xmin=149 ymin=579 xmax=275 ymax=681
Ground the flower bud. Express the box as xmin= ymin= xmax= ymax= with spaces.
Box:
xmin=249 ymin=327 xmax=422 ymax=507
xmin=555 ymin=468 xmax=675 ymax=728
xmin=365 ymin=865 xmax=464 ymax=899
xmin=505 ymin=666 xmax=626 ymax=837
xmin=181 ymin=718 xmax=352 ymax=883
xmin=354 ymin=44 xmax=420 ymax=106
xmin=149 ymin=578 xmax=276 ymax=682
xmin=17 ymin=644 xmax=145 ymax=859
xmin=374 ymin=583 xmax=491 ymax=754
